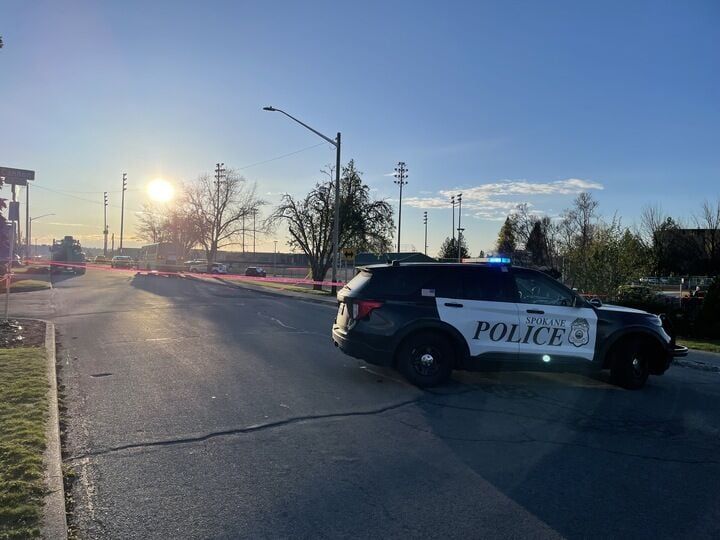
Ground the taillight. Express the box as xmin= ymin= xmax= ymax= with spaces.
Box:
xmin=351 ymin=300 xmax=383 ymax=320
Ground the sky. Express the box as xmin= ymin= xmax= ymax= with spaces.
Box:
xmin=1 ymin=0 xmax=718 ymax=255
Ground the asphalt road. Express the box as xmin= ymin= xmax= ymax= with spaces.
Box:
xmin=11 ymin=269 xmax=720 ymax=539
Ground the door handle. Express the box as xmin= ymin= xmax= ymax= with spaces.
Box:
xmin=526 ymin=309 xmax=545 ymax=314
xmin=444 ymin=302 xmax=464 ymax=308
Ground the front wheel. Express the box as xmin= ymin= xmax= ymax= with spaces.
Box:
xmin=611 ymin=339 xmax=650 ymax=389
xmin=396 ymin=332 xmax=454 ymax=388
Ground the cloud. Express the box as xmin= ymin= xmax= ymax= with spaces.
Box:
xmin=403 ymin=177 xmax=603 ymax=220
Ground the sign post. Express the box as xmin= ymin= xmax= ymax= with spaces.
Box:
xmin=342 ymin=248 xmax=356 ymax=284
xmin=4 ymin=222 xmax=15 ymax=321
xmin=1 ymin=167 xmax=35 ymax=260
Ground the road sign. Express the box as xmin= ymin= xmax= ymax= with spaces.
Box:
xmin=342 ymin=248 xmax=356 ymax=261
xmin=8 ymin=202 xmax=19 ymax=221
xmin=0 ymin=167 xmax=35 ymax=186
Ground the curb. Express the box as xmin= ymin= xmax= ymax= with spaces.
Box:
xmin=42 ymin=321 xmax=68 ymax=540
xmin=182 ymin=273 xmax=337 ymax=306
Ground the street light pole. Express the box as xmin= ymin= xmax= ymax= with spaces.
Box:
xmin=393 ymin=162 xmax=408 ymax=253
xmin=263 ymin=106 xmax=342 ymax=294
xmin=29 ymin=213 xmax=55 ymax=259
xmin=451 ymin=195 xmax=456 ymax=246
xmin=456 ymin=193 xmax=463 ymax=262
xmin=103 ymin=192 xmax=108 ymax=256
xmin=119 ymin=173 xmax=127 ymax=254
xmin=423 ymin=211 xmax=428 ymax=255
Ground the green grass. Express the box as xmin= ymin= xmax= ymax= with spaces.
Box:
xmin=0 ymin=347 xmax=48 ymax=539
xmin=0 ymin=279 xmax=51 ymax=294
xmin=229 ymin=278 xmax=333 ymax=297
xmin=678 ymin=338 xmax=720 ymax=354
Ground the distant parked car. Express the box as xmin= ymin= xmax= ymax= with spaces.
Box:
xmin=245 ymin=267 xmax=266 ymax=278
xmin=188 ymin=261 xmax=227 ymax=274
xmin=93 ymin=255 xmax=109 ymax=264
xmin=184 ymin=259 xmax=207 ymax=270
xmin=110 ymin=255 xmax=134 ymax=269
xmin=188 ymin=261 xmax=207 ymax=272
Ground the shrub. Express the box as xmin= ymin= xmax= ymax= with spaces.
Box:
xmin=696 ymin=278 xmax=720 ymax=338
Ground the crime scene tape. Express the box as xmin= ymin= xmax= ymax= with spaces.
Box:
xmin=44 ymin=261 xmax=347 ymax=287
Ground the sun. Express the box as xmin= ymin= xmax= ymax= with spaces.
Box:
xmin=147 ymin=178 xmax=175 ymax=203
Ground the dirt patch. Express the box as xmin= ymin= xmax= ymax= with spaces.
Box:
xmin=0 ymin=318 xmax=47 ymax=348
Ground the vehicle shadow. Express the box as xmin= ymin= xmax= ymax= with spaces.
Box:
xmin=403 ymin=368 xmax=720 ymax=538
xmin=263 ymin=366 xmax=719 ymax=538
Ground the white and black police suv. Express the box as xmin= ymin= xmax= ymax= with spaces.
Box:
xmin=332 ymin=260 xmax=688 ymax=389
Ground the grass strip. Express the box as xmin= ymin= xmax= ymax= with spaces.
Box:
xmin=678 ymin=338 xmax=720 ymax=354
xmin=0 ymin=280 xmax=51 ymax=294
xmin=0 ymin=347 xmax=48 ymax=539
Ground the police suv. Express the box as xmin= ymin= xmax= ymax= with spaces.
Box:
xmin=332 ymin=260 xmax=688 ymax=389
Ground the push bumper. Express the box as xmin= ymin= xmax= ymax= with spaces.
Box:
xmin=672 ymin=344 xmax=689 ymax=358
xmin=332 ymin=326 xmax=393 ymax=367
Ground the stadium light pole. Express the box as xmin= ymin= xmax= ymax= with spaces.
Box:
xmin=263 ymin=106 xmax=341 ymax=294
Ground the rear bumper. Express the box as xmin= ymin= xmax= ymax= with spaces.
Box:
xmin=332 ymin=326 xmax=393 ymax=367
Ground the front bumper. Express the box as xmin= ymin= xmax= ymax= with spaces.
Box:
xmin=332 ymin=326 xmax=393 ymax=367
xmin=672 ymin=344 xmax=689 ymax=358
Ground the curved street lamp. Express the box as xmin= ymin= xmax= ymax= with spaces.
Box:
xmin=263 ymin=106 xmax=341 ymax=294
xmin=29 ymin=213 xmax=55 ymax=258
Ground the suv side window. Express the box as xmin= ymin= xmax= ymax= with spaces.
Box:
xmin=364 ymin=267 xmax=439 ymax=299
xmin=513 ymin=269 xmax=576 ymax=306
xmin=461 ymin=267 xmax=515 ymax=302
xmin=425 ymin=267 xmax=463 ymax=299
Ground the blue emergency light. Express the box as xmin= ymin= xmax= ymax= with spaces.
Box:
xmin=486 ymin=257 xmax=511 ymax=264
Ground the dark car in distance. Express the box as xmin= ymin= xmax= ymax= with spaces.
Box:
xmin=332 ymin=261 xmax=688 ymax=389
xmin=245 ymin=267 xmax=267 ymax=278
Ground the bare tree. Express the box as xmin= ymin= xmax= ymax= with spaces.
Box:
xmin=184 ymin=169 xmax=264 ymax=266
xmin=267 ymin=160 xmax=393 ymax=289
xmin=695 ymin=199 xmax=720 ymax=273
xmin=511 ymin=203 xmax=536 ymax=246
xmin=136 ymin=203 xmax=170 ymax=244
xmin=135 ymin=202 xmax=201 ymax=260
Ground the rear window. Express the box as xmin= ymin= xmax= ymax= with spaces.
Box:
xmin=356 ymin=267 xmax=438 ymax=299
xmin=343 ymin=271 xmax=372 ymax=292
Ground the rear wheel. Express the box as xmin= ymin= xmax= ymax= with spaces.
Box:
xmin=611 ymin=339 xmax=650 ymax=389
xmin=396 ymin=332 xmax=454 ymax=388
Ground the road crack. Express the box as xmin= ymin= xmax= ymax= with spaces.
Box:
xmin=65 ymin=398 xmax=423 ymax=461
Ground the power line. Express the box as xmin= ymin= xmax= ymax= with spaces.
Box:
xmin=236 ymin=142 xmax=327 ymax=170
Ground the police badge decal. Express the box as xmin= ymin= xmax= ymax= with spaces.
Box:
xmin=568 ymin=318 xmax=590 ymax=347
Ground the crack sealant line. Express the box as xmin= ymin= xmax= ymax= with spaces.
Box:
xmin=65 ymin=398 xmax=423 ymax=461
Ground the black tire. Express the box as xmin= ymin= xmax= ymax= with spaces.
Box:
xmin=396 ymin=332 xmax=454 ymax=388
xmin=610 ymin=339 xmax=650 ymax=390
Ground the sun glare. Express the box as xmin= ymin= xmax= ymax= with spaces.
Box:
xmin=147 ymin=178 xmax=175 ymax=202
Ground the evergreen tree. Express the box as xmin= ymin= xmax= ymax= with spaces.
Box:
xmin=438 ymin=236 xmax=469 ymax=260
xmin=496 ymin=217 xmax=516 ymax=254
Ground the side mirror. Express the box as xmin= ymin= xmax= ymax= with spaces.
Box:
xmin=589 ymin=298 xmax=602 ymax=308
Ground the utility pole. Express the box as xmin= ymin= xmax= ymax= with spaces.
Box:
xmin=274 ymin=240 xmax=278 ymax=275
xmin=119 ymin=173 xmax=127 ymax=254
xmin=214 ymin=163 xmax=225 ymax=265
xmin=456 ymin=193 xmax=463 ymax=262
xmin=111 ymin=233 xmax=115 ymax=254
xmin=393 ymin=162 xmax=408 ymax=253
xmin=242 ymin=214 xmax=245 ymax=252
xmin=103 ymin=192 xmax=108 ymax=256
xmin=253 ymin=209 xmax=257 ymax=253
xmin=423 ymin=211 xmax=428 ymax=255
xmin=25 ymin=183 xmax=29 ymax=259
